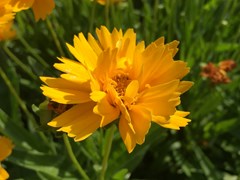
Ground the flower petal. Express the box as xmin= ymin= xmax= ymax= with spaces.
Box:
xmin=0 ymin=136 xmax=13 ymax=161
xmin=137 ymin=80 xmax=179 ymax=117
xmin=0 ymin=166 xmax=9 ymax=180
xmin=48 ymin=103 xmax=101 ymax=141
xmin=129 ymin=105 xmax=151 ymax=144
xmin=40 ymin=77 xmax=90 ymax=92
xmin=32 ymin=0 xmax=55 ymax=21
xmin=160 ymin=111 xmax=191 ymax=130
xmin=10 ymin=0 xmax=34 ymax=12
xmin=96 ymin=26 xmax=112 ymax=49
xmin=66 ymin=34 xmax=98 ymax=71
xmin=92 ymin=92 xmax=120 ymax=127
xmin=41 ymin=85 xmax=90 ymax=104
xmin=54 ymin=57 xmax=90 ymax=83
xmin=119 ymin=116 xmax=136 ymax=153
xmin=177 ymin=81 xmax=194 ymax=94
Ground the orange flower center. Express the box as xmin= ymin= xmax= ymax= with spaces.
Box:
xmin=112 ymin=73 xmax=130 ymax=96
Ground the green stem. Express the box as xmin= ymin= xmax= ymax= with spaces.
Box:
xmin=46 ymin=18 xmax=65 ymax=57
xmin=105 ymin=0 xmax=110 ymax=28
xmin=3 ymin=46 xmax=37 ymax=80
xmin=18 ymin=35 xmax=50 ymax=69
xmin=63 ymin=134 xmax=90 ymax=180
xmin=89 ymin=0 xmax=97 ymax=33
xmin=0 ymin=67 xmax=35 ymax=122
xmin=153 ymin=0 xmax=159 ymax=41
xmin=127 ymin=0 xmax=134 ymax=26
xmin=99 ymin=125 xmax=116 ymax=180
xmin=0 ymin=67 xmax=53 ymax=152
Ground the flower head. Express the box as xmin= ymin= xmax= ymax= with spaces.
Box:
xmin=0 ymin=1 xmax=15 ymax=25
xmin=41 ymin=26 xmax=193 ymax=153
xmin=201 ymin=60 xmax=237 ymax=84
xmin=0 ymin=136 xmax=14 ymax=180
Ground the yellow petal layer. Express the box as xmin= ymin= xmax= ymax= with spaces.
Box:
xmin=119 ymin=116 xmax=136 ymax=153
xmin=0 ymin=136 xmax=13 ymax=161
xmin=137 ymin=80 xmax=179 ymax=116
xmin=0 ymin=166 xmax=9 ymax=180
xmin=160 ymin=111 xmax=191 ymax=130
xmin=48 ymin=103 xmax=101 ymax=141
xmin=9 ymin=0 xmax=34 ymax=12
xmin=32 ymin=0 xmax=55 ymax=21
xmin=129 ymin=105 xmax=151 ymax=144
xmin=41 ymin=85 xmax=90 ymax=104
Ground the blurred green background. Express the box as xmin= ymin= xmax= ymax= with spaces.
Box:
xmin=0 ymin=0 xmax=240 ymax=179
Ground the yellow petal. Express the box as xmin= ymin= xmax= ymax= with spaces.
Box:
xmin=0 ymin=21 xmax=16 ymax=41
xmin=0 ymin=8 xmax=15 ymax=25
xmin=75 ymin=33 xmax=98 ymax=69
xmin=0 ymin=136 xmax=13 ymax=161
xmin=128 ymin=42 xmax=144 ymax=79
xmin=119 ymin=116 xmax=136 ymax=153
xmin=129 ymin=105 xmax=151 ymax=144
xmin=31 ymin=0 xmax=55 ymax=21
xmin=177 ymin=81 xmax=194 ymax=94
xmin=40 ymin=85 xmax=90 ymax=104
xmin=164 ymin=40 xmax=179 ymax=57
xmin=137 ymin=80 xmax=179 ymax=116
xmin=154 ymin=37 xmax=164 ymax=46
xmin=125 ymin=80 xmax=139 ymax=99
xmin=139 ymin=41 xmax=189 ymax=89
xmin=48 ymin=103 xmax=92 ymax=127
xmin=40 ymin=77 xmax=90 ymax=92
xmin=90 ymin=91 xmax=106 ymax=102
xmin=92 ymin=92 xmax=120 ymax=127
xmin=111 ymin=28 xmax=123 ymax=48
xmin=152 ymin=115 xmax=168 ymax=124
xmin=94 ymin=49 xmax=118 ymax=82
xmin=9 ymin=0 xmax=34 ymax=12
xmin=118 ymin=28 xmax=136 ymax=59
xmin=0 ymin=166 xmax=9 ymax=180
xmin=96 ymin=26 xmax=112 ymax=49
xmin=48 ymin=103 xmax=101 ymax=141
xmin=160 ymin=111 xmax=191 ymax=130
xmin=88 ymin=33 xmax=102 ymax=56
xmin=54 ymin=57 xmax=90 ymax=82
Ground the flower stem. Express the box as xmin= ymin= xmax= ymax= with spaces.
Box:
xmin=105 ymin=0 xmax=110 ymax=28
xmin=63 ymin=134 xmax=90 ymax=180
xmin=0 ymin=67 xmax=54 ymax=153
xmin=99 ymin=125 xmax=116 ymax=180
xmin=89 ymin=0 xmax=97 ymax=33
xmin=46 ymin=18 xmax=65 ymax=57
xmin=3 ymin=45 xmax=37 ymax=80
xmin=18 ymin=35 xmax=50 ymax=69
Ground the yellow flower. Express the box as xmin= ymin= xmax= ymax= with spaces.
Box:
xmin=41 ymin=26 xmax=193 ymax=153
xmin=0 ymin=21 xmax=16 ymax=41
xmin=0 ymin=166 xmax=9 ymax=180
xmin=96 ymin=0 xmax=123 ymax=5
xmin=0 ymin=1 xmax=15 ymax=25
xmin=0 ymin=136 xmax=14 ymax=180
xmin=8 ymin=0 xmax=55 ymax=21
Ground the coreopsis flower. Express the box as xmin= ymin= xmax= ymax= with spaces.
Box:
xmin=218 ymin=59 xmax=237 ymax=72
xmin=201 ymin=60 xmax=236 ymax=84
xmin=41 ymin=26 xmax=193 ymax=153
xmin=0 ymin=136 xmax=14 ymax=180
xmin=96 ymin=0 xmax=123 ymax=5
xmin=8 ymin=0 xmax=55 ymax=21
xmin=0 ymin=1 xmax=15 ymax=25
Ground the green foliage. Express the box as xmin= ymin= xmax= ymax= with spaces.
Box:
xmin=1 ymin=0 xmax=240 ymax=179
